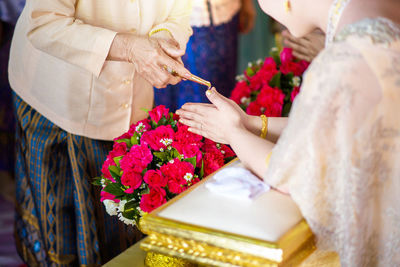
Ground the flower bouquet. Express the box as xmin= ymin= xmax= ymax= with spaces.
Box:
xmin=230 ymin=47 xmax=309 ymax=117
xmin=93 ymin=105 xmax=235 ymax=225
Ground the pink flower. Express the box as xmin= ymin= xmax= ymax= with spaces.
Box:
xmin=280 ymin=48 xmax=294 ymax=65
xmin=291 ymin=86 xmax=300 ymax=102
xmin=144 ymin=170 xmax=167 ymax=188
xmin=219 ymin=144 xmax=235 ymax=159
xmin=230 ymin=81 xmax=251 ymax=105
xmin=262 ymin=57 xmax=277 ymax=71
xmin=121 ymin=170 xmax=143 ymax=190
xmin=173 ymin=142 xmax=200 ymax=159
xmin=140 ymin=187 xmax=167 ymax=212
xmin=256 ymin=85 xmax=285 ymax=117
xmin=148 ymin=105 xmax=170 ymax=123
xmin=141 ymin=125 xmax=175 ymax=151
xmin=120 ymin=144 xmax=153 ymax=173
xmin=280 ymin=61 xmax=305 ymax=76
xmin=101 ymin=157 xmax=116 ymax=181
xmin=161 ymin=160 xmax=194 ymax=194
xmin=249 ymin=68 xmax=278 ymax=91
xmin=203 ymin=151 xmax=225 ymax=176
xmin=246 ymin=102 xmax=263 ymax=116
xmin=174 ymin=124 xmax=203 ymax=146
xmin=100 ymin=191 xmax=120 ymax=203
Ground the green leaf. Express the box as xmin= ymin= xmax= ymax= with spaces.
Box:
xmin=131 ymin=132 xmax=140 ymax=145
xmin=158 ymin=116 xmax=168 ymax=126
xmin=103 ymin=183 xmax=125 ymax=197
xmin=109 ymin=165 xmax=121 ymax=181
xmin=246 ymin=67 xmax=255 ymax=77
xmin=113 ymin=156 xmax=123 ymax=167
xmin=183 ymin=157 xmax=196 ymax=169
xmin=269 ymin=48 xmax=281 ymax=67
xmin=92 ymin=177 xmax=103 ymax=186
xmin=154 ymin=151 xmax=167 ymax=161
xmin=116 ymin=138 xmax=131 ymax=147
xmin=141 ymin=186 xmax=150 ymax=195
xmin=269 ymin=72 xmax=281 ymax=88
xmin=281 ymin=102 xmax=292 ymax=117
xmin=172 ymin=148 xmax=181 ymax=159
xmin=200 ymin=160 xmax=204 ymax=178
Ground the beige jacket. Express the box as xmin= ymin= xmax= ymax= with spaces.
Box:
xmin=9 ymin=0 xmax=192 ymax=140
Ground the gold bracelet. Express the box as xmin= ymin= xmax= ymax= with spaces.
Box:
xmin=260 ymin=115 xmax=268 ymax=139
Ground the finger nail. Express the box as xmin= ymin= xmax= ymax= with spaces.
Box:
xmin=205 ymin=89 xmax=212 ymax=97
xmin=184 ymin=73 xmax=192 ymax=79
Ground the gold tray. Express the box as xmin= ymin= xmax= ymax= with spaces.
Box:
xmin=139 ymin=160 xmax=315 ymax=266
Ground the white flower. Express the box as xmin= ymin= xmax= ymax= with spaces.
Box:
xmin=118 ymin=213 xmax=135 ymax=226
xmin=160 ymin=148 xmax=164 ymax=152
xmin=160 ymin=138 xmax=173 ymax=147
xmin=184 ymin=173 xmax=193 ymax=182
xmin=100 ymin=178 xmax=106 ymax=187
xmin=169 ymin=159 xmax=174 ymax=164
xmin=240 ymin=97 xmax=251 ymax=105
xmin=292 ymin=76 xmax=301 ymax=87
xmin=118 ymin=200 xmax=127 ymax=213
xmin=103 ymin=200 xmax=119 ymax=216
xmin=256 ymin=58 xmax=263 ymax=65
xmin=135 ymin=122 xmax=146 ymax=132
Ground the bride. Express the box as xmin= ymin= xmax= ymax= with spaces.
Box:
xmin=176 ymin=0 xmax=400 ymax=265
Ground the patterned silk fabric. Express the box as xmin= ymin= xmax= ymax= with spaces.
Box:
xmin=13 ymin=93 xmax=143 ymax=266
xmin=265 ymin=18 xmax=400 ymax=266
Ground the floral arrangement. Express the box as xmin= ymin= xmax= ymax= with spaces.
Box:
xmin=93 ymin=105 xmax=235 ymax=225
xmin=230 ymin=47 xmax=309 ymax=117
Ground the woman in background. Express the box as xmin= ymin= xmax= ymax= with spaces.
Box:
xmin=155 ymin=0 xmax=256 ymax=111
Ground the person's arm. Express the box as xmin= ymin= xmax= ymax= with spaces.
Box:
xmin=243 ymin=115 xmax=288 ymax=143
xmin=27 ymin=0 xmax=191 ymax=87
xmin=176 ymin=88 xmax=276 ymax=179
xmin=147 ymin=0 xmax=193 ymax=51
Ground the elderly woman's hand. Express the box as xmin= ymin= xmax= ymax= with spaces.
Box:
xmin=109 ymin=33 xmax=191 ymax=88
xmin=176 ymin=88 xmax=248 ymax=144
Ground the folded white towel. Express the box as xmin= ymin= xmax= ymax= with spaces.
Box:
xmin=205 ymin=166 xmax=270 ymax=201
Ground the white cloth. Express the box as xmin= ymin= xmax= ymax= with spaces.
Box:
xmin=206 ymin=165 xmax=270 ymax=201
xmin=265 ymin=17 xmax=400 ymax=266
xmin=190 ymin=0 xmax=241 ymax=27
xmin=8 ymin=0 xmax=192 ymax=140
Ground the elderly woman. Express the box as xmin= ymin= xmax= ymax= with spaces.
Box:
xmin=177 ymin=0 xmax=400 ymax=265
xmin=8 ymin=0 xmax=192 ymax=265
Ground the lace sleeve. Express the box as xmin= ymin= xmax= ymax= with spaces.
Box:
xmin=264 ymin=40 xmax=400 ymax=266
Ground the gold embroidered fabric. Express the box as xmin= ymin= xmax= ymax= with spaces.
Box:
xmin=265 ymin=18 xmax=400 ymax=266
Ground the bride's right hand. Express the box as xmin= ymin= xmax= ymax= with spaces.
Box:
xmin=108 ymin=33 xmax=191 ymax=88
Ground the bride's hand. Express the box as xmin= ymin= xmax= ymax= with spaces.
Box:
xmin=176 ymin=88 xmax=248 ymax=144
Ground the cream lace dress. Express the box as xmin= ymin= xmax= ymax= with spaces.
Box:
xmin=265 ymin=18 xmax=400 ymax=267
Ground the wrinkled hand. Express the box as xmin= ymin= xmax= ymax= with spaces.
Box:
xmin=111 ymin=33 xmax=191 ymax=88
xmin=176 ymin=88 xmax=247 ymax=144
xmin=282 ymin=29 xmax=325 ymax=62
xmin=239 ymin=0 xmax=256 ymax=34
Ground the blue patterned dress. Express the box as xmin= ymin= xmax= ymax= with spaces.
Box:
xmin=154 ymin=14 xmax=239 ymax=111
xmin=13 ymin=93 xmax=142 ymax=266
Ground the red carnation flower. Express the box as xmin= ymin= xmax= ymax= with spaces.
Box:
xmin=203 ymin=151 xmax=225 ymax=177
xmin=246 ymin=101 xmax=263 ymax=116
xmin=121 ymin=170 xmax=143 ymax=190
xmin=141 ymin=125 xmax=175 ymax=151
xmin=140 ymin=187 xmax=167 ymax=212
xmin=120 ymin=144 xmax=153 ymax=173
xmin=230 ymin=81 xmax=251 ymax=105
xmin=144 ymin=170 xmax=167 ymax=188
xmin=148 ymin=105 xmax=170 ymax=123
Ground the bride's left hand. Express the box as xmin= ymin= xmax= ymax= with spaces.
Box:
xmin=176 ymin=88 xmax=246 ymax=144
